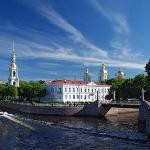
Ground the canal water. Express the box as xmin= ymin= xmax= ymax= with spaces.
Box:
xmin=0 ymin=111 xmax=150 ymax=150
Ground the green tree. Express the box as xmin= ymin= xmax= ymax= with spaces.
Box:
xmin=106 ymin=78 xmax=125 ymax=100
xmin=29 ymin=81 xmax=46 ymax=102
xmin=0 ymin=84 xmax=7 ymax=100
xmin=145 ymin=60 xmax=150 ymax=82
xmin=17 ymin=80 xmax=28 ymax=101
xmin=120 ymin=78 xmax=134 ymax=100
xmin=145 ymin=61 xmax=150 ymax=101
xmin=132 ymin=74 xmax=146 ymax=99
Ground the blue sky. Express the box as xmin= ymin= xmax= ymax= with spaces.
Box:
xmin=0 ymin=0 xmax=149 ymax=81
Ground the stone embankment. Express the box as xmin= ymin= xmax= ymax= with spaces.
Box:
xmin=0 ymin=101 xmax=99 ymax=116
xmin=138 ymin=100 xmax=150 ymax=137
xmin=0 ymin=101 xmax=139 ymax=117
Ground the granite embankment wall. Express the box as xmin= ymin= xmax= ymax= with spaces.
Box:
xmin=0 ymin=101 xmax=99 ymax=116
xmin=98 ymin=104 xmax=138 ymax=116
xmin=138 ymin=100 xmax=150 ymax=136
xmin=105 ymin=107 xmax=138 ymax=116
xmin=0 ymin=101 xmax=138 ymax=117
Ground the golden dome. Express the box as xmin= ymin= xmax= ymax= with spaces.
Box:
xmin=116 ymin=68 xmax=125 ymax=78
xmin=102 ymin=69 xmax=108 ymax=74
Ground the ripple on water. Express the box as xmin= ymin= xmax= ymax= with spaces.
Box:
xmin=0 ymin=112 xmax=150 ymax=150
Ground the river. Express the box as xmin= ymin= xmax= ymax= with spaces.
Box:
xmin=0 ymin=111 xmax=149 ymax=150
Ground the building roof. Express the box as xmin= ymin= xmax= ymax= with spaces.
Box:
xmin=46 ymin=80 xmax=110 ymax=86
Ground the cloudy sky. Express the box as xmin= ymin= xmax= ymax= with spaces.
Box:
xmin=0 ymin=0 xmax=149 ymax=81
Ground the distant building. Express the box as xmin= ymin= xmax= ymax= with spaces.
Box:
xmin=83 ymin=67 xmax=91 ymax=82
xmin=116 ymin=68 xmax=125 ymax=79
xmin=99 ymin=64 xmax=108 ymax=81
xmin=0 ymin=80 xmax=5 ymax=84
xmin=8 ymin=42 xmax=19 ymax=87
xmin=45 ymin=80 xmax=111 ymax=103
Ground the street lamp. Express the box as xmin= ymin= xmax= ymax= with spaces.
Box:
xmin=141 ymin=88 xmax=145 ymax=101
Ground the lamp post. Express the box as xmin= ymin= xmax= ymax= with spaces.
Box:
xmin=113 ymin=90 xmax=116 ymax=101
xmin=141 ymin=88 xmax=145 ymax=101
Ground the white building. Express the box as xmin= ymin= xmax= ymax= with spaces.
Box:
xmin=45 ymin=80 xmax=111 ymax=103
xmin=8 ymin=42 xmax=19 ymax=87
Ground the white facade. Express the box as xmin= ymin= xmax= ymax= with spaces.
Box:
xmin=8 ymin=44 xmax=19 ymax=87
xmin=45 ymin=80 xmax=111 ymax=103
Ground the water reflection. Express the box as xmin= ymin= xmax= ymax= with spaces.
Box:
xmin=18 ymin=112 xmax=138 ymax=131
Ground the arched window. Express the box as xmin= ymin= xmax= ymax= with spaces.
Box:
xmin=13 ymin=82 xmax=16 ymax=86
xmin=13 ymin=71 xmax=16 ymax=77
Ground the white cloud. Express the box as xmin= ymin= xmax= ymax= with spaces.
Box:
xmin=0 ymin=22 xmax=145 ymax=71
xmin=110 ymin=38 xmax=143 ymax=62
xmin=16 ymin=0 xmax=108 ymax=58
xmin=16 ymin=42 xmax=145 ymax=70
xmin=89 ymin=0 xmax=129 ymax=34
xmin=40 ymin=4 xmax=107 ymax=54
xmin=0 ymin=0 xmax=146 ymax=74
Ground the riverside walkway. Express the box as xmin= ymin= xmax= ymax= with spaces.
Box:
xmin=101 ymin=100 xmax=140 ymax=108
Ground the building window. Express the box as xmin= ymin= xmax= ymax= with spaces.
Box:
xmin=51 ymin=88 xmax=54 ymax=92
xmin=65 ymin=95 xmax=68 ymax=99
xmin=69 ymin=88 xmax=71 ymax=92
xmin=65 ymin=88 xmax=67 ymax=92
xmin=13 ymin=71 xmax=16 ymax=77
xmin=77 ymin=88 xmax=79 ymax=92
xmin=73 ymin=88 xmax=75 ymax=92
xmin=85 ymin=89 xmax=86 ymax=92
xmin=85 ymin=95 xmax=86 ymax=99
xmin=88 ymin=95 xmax=90 ymax=99
xmin=92 ymin=89 xmax=93 ymax=92
xmin=58 ymin=88 xmax=62 ymax=93
xmin=73 ymin=95 xmax=75 ymax=99
xmin=81 ymin=88 xmax=82 ymax=92
xmin=88 ymin=89 xmax=90 ymax=92
xmin=81 ymin=95 xmax=82 ymax=99
xmin=69 ymin=95 xmax=71 ymax=99
xmin=77 ymin=95 xmax=79 ymax=99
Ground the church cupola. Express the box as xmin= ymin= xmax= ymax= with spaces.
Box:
xmin=84 ymin=67 xmax=91 ymax=82
xmin=8 ymin=42 xmax=19 ymax=87
xmin=99 ymin=64 xmax=108 ymax=81
xmin=116 ymin=67 xmax=125 ymax=79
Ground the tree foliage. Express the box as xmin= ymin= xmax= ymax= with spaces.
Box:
xmin=145 ymin=60 xmax=150 ymax=82
xmin=0 ymin=80 xmax=46 ymax=102
xmin=105 ymin=74 xmax=146 ymax=100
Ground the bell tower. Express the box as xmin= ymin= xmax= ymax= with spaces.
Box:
xmin=84 ymin=67 xmax=91 ymax=82
xmin=8 ymin=41 xmax=19 ymax=87
xmin=99 ymin=64 xmax=108 ymax=81
xmin=116 ymin=67 xmax=125 ymax=79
